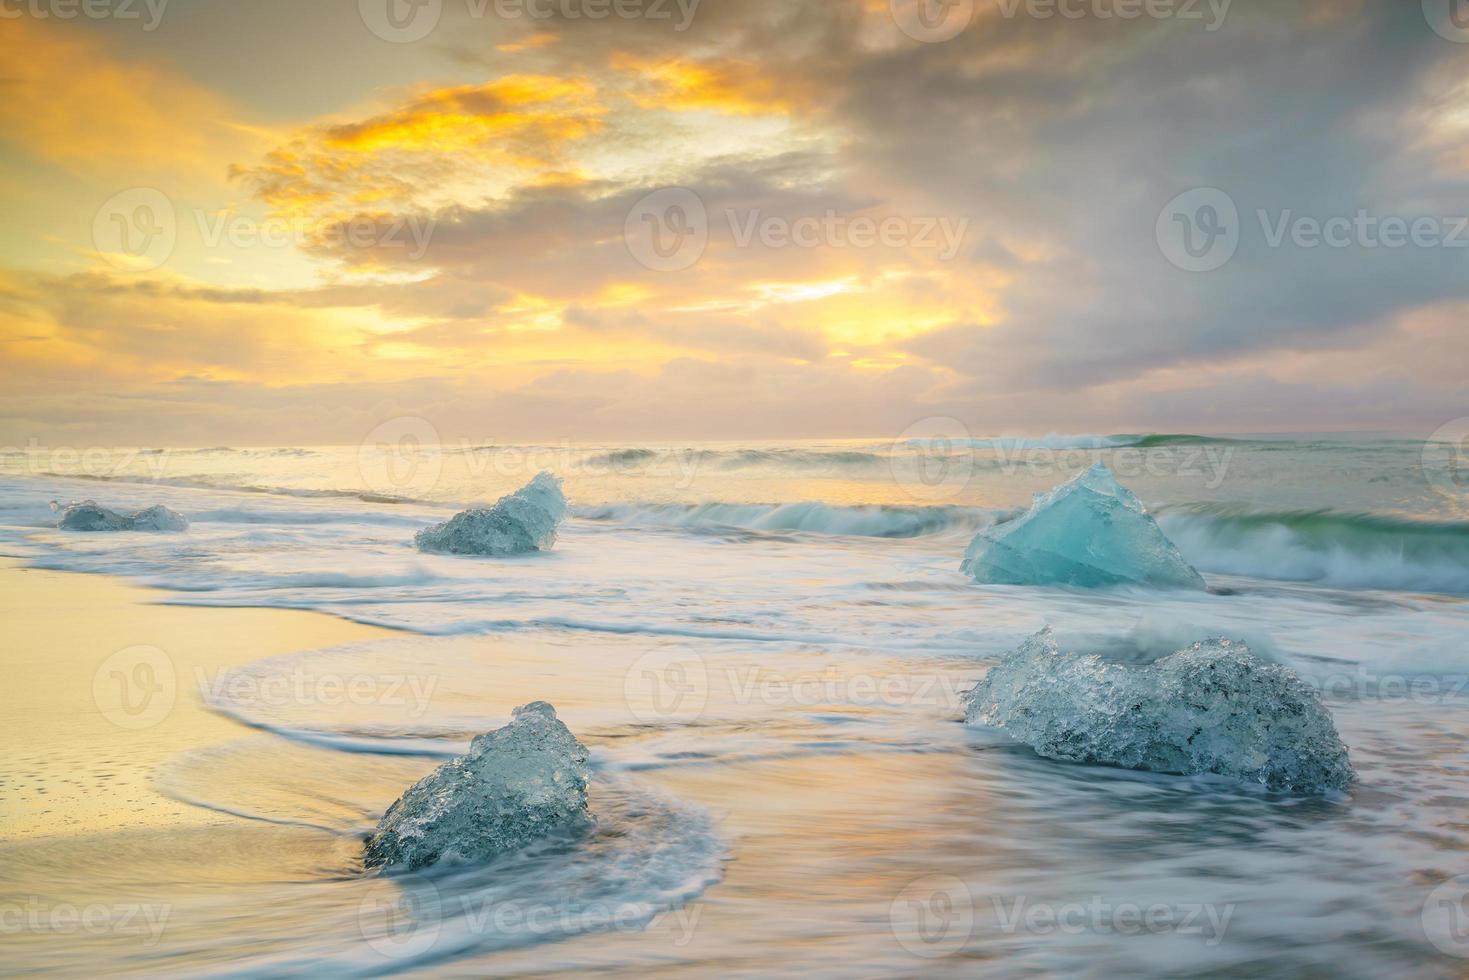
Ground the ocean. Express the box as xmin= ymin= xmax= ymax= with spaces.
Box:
xmin=3 ymin=432 xmax=1469 ymax=976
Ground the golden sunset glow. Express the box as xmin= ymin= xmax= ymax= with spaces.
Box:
xmin=5 ymin=10 xmax=1469 ymax=977
xmin=1 ymin=3 xmax=1466 ymax=444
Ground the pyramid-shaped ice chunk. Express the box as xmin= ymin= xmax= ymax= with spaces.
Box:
xmin=961 ymin=463 xmax=1205 ymax=589
xmin=961 ymin=628 xmax=1353 ymax=794
xmin=414 ymin=471 xmax=568 ymax=556
xmin=364 ymin=701 xmax=593 ymax=871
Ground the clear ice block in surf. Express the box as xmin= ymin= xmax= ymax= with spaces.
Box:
xmin=414 ymin=471 xmax=568 ymax=556
xmin=960 ymin=463 xmax=1206 ymax=588
xmin=364 ymin=701 xmax=593 ymax=871
xmin=55 ymin=500 xmax=189 ymax=532
xmin=961 ymin=628 xmax=1354 ymax=795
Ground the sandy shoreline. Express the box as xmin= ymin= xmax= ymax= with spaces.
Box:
xmin=0 ymin=554 xmax=993 ymax=975
xmin=0 ymin=557 xmax=388 ymax=841
xmin=5 ymin=540 xmax=1457 ymax=976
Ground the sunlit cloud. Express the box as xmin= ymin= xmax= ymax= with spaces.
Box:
xmin=2 ymin=1 xmax=1467 ymax=443
xmin=0 ymin=18 xmax=262 ymax=178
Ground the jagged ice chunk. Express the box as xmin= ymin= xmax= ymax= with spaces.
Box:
xmin=961 ymin=628 xmax=1354 ymax=794
xmin=414 ymin=472 xmax=568 ymax=556
xmin=961 ymin=463 xmax=1205 ymax=588
xmin=56 ymin=500 xmax=188 ymax=532
xmin=364 ymin=701 xmax=593 ymax=871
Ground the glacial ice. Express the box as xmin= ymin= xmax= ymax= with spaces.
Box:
xmin=414 ymin=472 xmax=568 ymax=556
xmin=961 ymin=463 xmax=1206 ymax=589
xmin=56 ymin=500 xmax=189 ymax=532
xmin=961 ymin=628 xmax=1354 ymax=794
xmin=364 ymin=701 xmax=593 ymax=871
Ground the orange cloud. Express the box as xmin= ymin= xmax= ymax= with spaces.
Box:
xmin=0 ymin=18 xmax=255 ymax=178
xmin=497 ymin=33 xmax=560 ymax=54
xmin=233 ymin=75 xmax=606 ymax=220
xmin=612 ymin=55 xmax=805 ymax=116
xmin=322 ymin=76 xmax=603 ymax=155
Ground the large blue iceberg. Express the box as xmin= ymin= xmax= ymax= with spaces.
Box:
xmin=961 ymin=628 xmax=1354 ymax=794
xmin=414 ymin=472 xmax=568 ymax=556
xmin=961 ymin=463 xmax=1205 ymax=588
xmin=364 ymin=701 xmax=593 ymax=871
xmin=56 ymin=500 xmax=188 ymax=532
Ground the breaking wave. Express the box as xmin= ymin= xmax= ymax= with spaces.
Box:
xmin=903 ymin=433 xmax=1231 ymax=451
xmin=1160 ymin=506 xmax=1469 ymax=594
xmin=135 ymin=446 xmax=320 ymax=457
xmin=707 ymin=448 xmax=884 ymax=467
xmin=585 ymin=447 xmax=884 ymax=470
xmin=578 ymin=500 xmax=999 ymax=538
xmin=914 ymin=434 xmax=1138 ymax=450
xmin=582 ymin=436 xmax=1233 ymax=472
xmin=1125 ymin=433 xmax=1239 ymax=448
xmin=30 ymin=470 xmax=425 ymax=505
xmin=586 ymin=448 xmax=660 ymax=467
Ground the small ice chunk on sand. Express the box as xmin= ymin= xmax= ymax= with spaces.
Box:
xmin=56 ymin=500 xmax=188 ymax=532
xmin=364 ymin=701 xmax=593 ymax=871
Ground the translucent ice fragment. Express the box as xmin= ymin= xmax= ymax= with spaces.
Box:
xmin=961 ymin=463 xmax=1205 ymax=588
xmin=961 ymin=628 xmax=1353 ymax=794
xmin=56 ymin=500 xmax=188 ymax=532
xmin=364 ymin=701 xmax=593 ymax=871
xmin=414 ymin=472 xmax=567 ymax=556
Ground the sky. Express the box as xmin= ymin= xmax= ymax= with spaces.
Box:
xmin=1 ymin=0 xmax=1467 ymax=446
